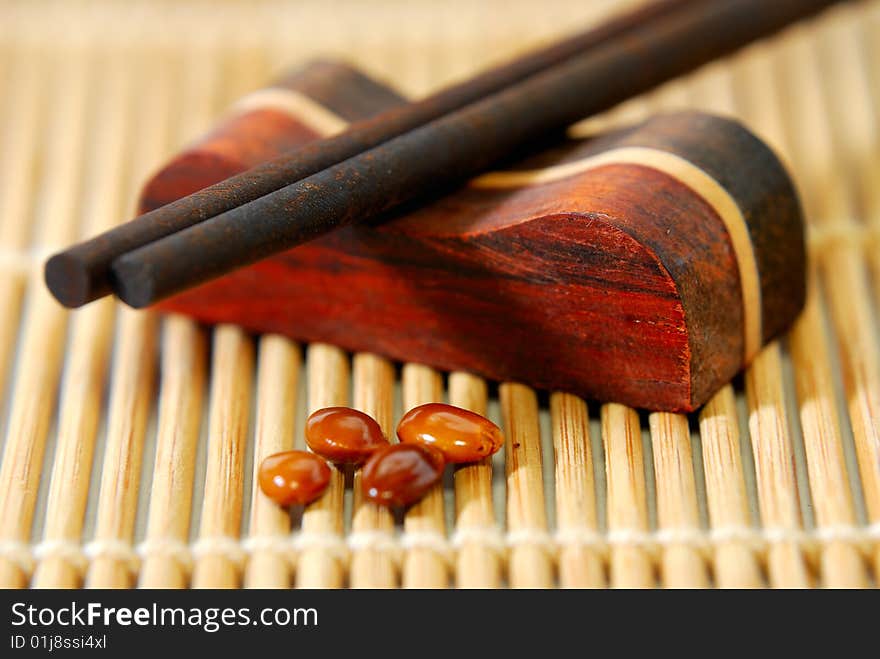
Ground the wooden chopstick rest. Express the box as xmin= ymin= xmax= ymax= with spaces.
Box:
xmin=139 ymin=62 xmax=805 ymax=412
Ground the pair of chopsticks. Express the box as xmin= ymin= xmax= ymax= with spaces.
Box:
xmin=45 ymin=0 xmax=846 ymax=310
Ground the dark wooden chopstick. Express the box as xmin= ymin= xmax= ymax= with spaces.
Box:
xmin=44 ymin=0 xmax=696 ymax=308
xmin=106 ymin=0 xmax=845 ymax=308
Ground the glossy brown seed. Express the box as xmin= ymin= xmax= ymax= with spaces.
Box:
xmin=305 ymin=406 xmax=389 ymax=465
xmin=361 ymin=443 xmax=445 ymax=507
xmin=258 ymin=450 xmax=331 ymax=506
xmin=396 ymin=402 xmax=504 ymax=463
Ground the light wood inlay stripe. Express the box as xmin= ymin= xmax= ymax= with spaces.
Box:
xmin=471 ymin=145 xmax=763 ymax=361
xmin=228 ymin=87 xmax=349 ymax=136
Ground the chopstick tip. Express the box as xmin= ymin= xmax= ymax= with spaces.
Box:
xmin=110 ymin=255 xmax=157 ymax=309
xmin=44 ymin=251 xmax=93 ymax=308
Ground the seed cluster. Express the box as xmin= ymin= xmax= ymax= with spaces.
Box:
xmin=258 ymin=402 xmax=503 ymax=509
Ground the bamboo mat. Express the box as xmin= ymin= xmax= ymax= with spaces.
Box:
xmin=0 ymin=0 xmax=879 ymax=589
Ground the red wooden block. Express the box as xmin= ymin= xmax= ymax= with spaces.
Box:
xmin=140 ymin=61 xmax=805 ymax=412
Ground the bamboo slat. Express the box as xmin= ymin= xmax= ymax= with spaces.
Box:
xmin=648 ymin=413 xmax=709 ymax=588
xmin=550 ymin=393 xmax=604 ymax=588
xmin=189 ymin=326 xmax=253 ymax=588
xmin=349 ymin=354 xmax=398 ymax=588
xmin=243 ymin=336 xmax=300 ymax=588
xmin=789 ymin=273 xmax=867 ymax=587
xmin=84 ymin=309 xmax=158 ymax=588
xmin=743 ymin=345 xmax=811 ymax=587
xmin=602 ymin=403 xmax=654 ymax=588
xmin=138 ymin=316 xmax=206 ymax=588
xmin=294 ymin=344 xmax=348 ymax=588
xmin=501 ymin=383 xmax=554 ymax=588
xmin=401 ymin=364 xmax=448 ymax=588
xmin=449 ymin=373 xmax=501 ymax=588
xmin=698 ymin=387 xmax=764 ymax=588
